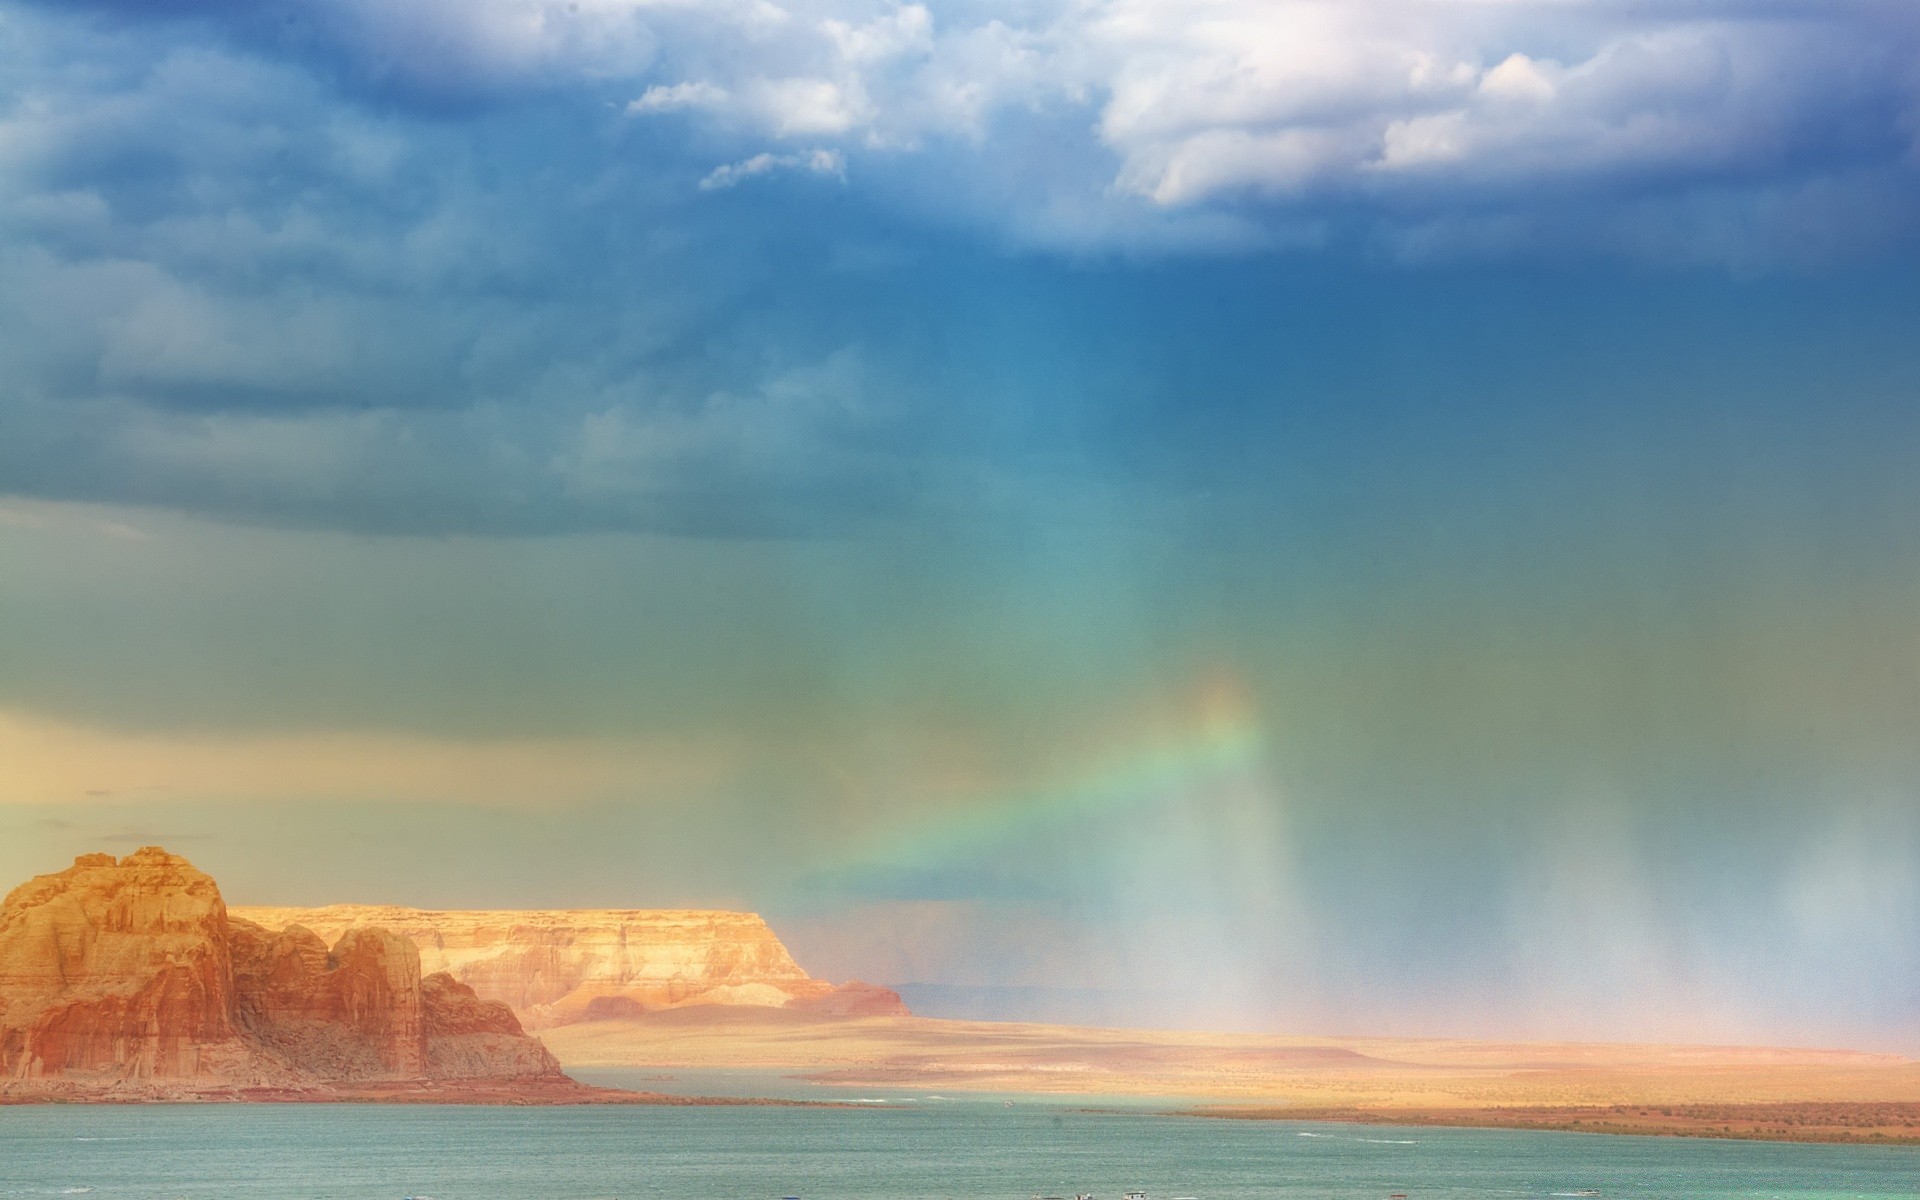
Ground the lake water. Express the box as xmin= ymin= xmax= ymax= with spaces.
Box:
xmin=3 ymin=1075 xmax=1920 ymax=1198
xmin=1 ymin=1095 xmax=1914 ymax=1200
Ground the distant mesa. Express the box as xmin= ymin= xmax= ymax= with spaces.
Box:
xmin=0 ymin=848 xmax=569 ymax=1099
xmin=228 ymin=903 xmax=909 ymax=1028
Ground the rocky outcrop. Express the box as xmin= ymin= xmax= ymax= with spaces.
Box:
xmin=227 ymin=921 xmax=429 ymax=1080
xmin=420 ymin=972 xmax=564 ymax=1079
xmin=0 ymin=850 xmax=564 ymax=1096
xmin=230 ymin=905 xmax=908 ymax=1026
xmin=0 ymin=849 xmax=255 ymax=1083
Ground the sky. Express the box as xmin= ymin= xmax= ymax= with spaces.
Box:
xmin=3 ymin=0 xmax=1920 ymax=1052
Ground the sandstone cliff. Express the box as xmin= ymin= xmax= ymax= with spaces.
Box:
xmin=0 ymin=849 xmax=254 ymax=1083
xmin=231 ymin=905 xmax=908 ymax=1027
xmin=0 ymin=850 xmax=563 ymax=1097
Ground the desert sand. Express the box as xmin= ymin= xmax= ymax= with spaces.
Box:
xmin=542 ymin=1007 xmax=1920 ymax=1143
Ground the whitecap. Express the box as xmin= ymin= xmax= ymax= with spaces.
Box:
xmin=1293 ymin=1130 xmax=1415 ymax=1145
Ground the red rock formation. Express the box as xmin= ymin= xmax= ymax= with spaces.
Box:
xmin=230 ymin=905 xmax=910 ymax=1026
xmin=421 ymin=972 xmax=562 ymax=1079
xmin=0 ymin=849 xmax=257 ymax=1083
xmin=0 ymin=849 xmax=563 ymax=1097
xmin=227 ymin=921 xmax=429 ymax=1080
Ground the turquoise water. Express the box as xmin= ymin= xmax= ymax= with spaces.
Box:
xmin=567 ymin=1067 xmax=1191 ymax=1107
xmin=1 ymin=1101 xmax=1914 ymax=1200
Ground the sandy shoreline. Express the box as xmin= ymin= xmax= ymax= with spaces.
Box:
xmin=542 ymin=1009 xmax=1920 ymax=1144
xmin=1180 ymin=1101 xmax=1920 ymax=1145
xmin=8 ymin=1010 xmax=1917 ymax=1147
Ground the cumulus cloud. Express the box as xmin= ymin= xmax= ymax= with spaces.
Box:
xmin=698 ymin=147 xmax=845 ymax=188
xmin=627 ymin=79 xmax=730 ymax=114
xmin=264 ymin=0 xmax=1920 ymax=256
xmin=20 ymin=0 xmax=1920 ymax=256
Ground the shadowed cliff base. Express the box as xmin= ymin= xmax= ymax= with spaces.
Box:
xmin=540 ymin=1008 xmax=1920 ymax=1144
xmin=0 ymin=1077 xmax=840 ymax=1106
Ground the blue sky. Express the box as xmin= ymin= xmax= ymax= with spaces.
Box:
xmin=3 ymin=0 xmax=1920 ymax=1050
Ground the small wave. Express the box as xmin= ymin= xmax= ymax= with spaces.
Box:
xmin=62 ymin=1189 xmax=95 ymax=1195
xmin=1294 ymin=1130 xmax=1416 ymax=1145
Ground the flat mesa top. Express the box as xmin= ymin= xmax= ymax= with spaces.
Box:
xmin=230 ymin=906 xmax=779 ymax=924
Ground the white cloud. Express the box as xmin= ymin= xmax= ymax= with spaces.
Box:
xmin=603 ymin=1 xmax=1920 ymax=256
xmin=628 ymin=80 xmax=730 ymax=114
xmin=698 ymin=147 xmax=845 ymax=189
xmin=1080 ymin=6 xmax=1896 ymax=206
xmin=751 ymin=76 xmax=867 ymax=135
xmin=26 ymin=0 xmax=1896 ymax=257
xmin=304 ymin=0 xmax=667 ymax=91
xmin=1479 ymin=52 xmax=1558 ymax=104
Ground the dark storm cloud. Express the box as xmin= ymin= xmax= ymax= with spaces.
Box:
xmin=0 ymin=2 xmax=944 ymax=533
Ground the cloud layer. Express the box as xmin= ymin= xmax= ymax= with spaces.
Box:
xmin=5 ymin=0 xmax=1920 ymax=533
xmin=38 ymin=0 xmax=1917 ymax=255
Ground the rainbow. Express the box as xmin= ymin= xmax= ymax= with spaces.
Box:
xmin=848 ymin=671 xmax=1269 ymax=872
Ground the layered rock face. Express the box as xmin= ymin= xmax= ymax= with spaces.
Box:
xmin=232 ymin=905 xmax=908 ymax=1027
xmin=1 ymin=850 xmax=561 ymax=1092
xmin=420 ymin=970 xmax=564 ymax=1079
xmin=0 ymin=849 xmax=248 ymax=1082
xmin=226 ymin=921 xmax=430 ymax=1080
